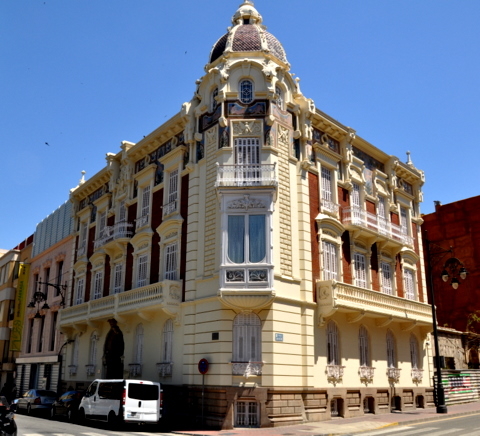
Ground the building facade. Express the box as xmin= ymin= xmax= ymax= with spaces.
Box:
xmin=16 ymin=202 xmax=74 ymax=394
xmin=59 ymin=1 xmax=433 ymax=428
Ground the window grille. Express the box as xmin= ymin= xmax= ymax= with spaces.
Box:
xmin=410 ymin=334 xmax=419 ymax=369
xmin=400 ymin=207 xmax=408 ymax=235
xmin=118 ymin=200 xmax=126 ymax=223
xmin=162 ymin=319 xmax=173 ymax=363
xmin=165 ymin=243 xmax=178 ymax=280
xmin=134 ymin=324 xmax=144 ymax=365
xmin=137 ymin=254 xmax=148 ymax=288
xmin=352 ymin=182 xmax=362 ymax=224
xmin=89 ymin=332 xmax=98 ymax=368
xmin=322 ymin=240 xmax=338 ymax=280
xmin=141 ymin=185 xmax=151 ymax=218
xmin=235 ymin=401 xmax=259 ymax=427
xmin=321 ymin=167 xmax=333 ymax=202
xmin=359 ymin=325 xmax=370 ymax=367
xmin=168 ymin=169 xmax=179 ymax=205
xmin=80 ymin=222 xmax=88 ymax=249
xmin=93 ymin=271 xmax=103 ymax=300
xmin=327 ymin=320 xmax=339 ymax=365
xmin=386 ymin=330 xmax=396 ymax=368
xmin=354 ymin=253 xmax=367 ymax=288
xmin=381 ymin=262 xmax=393 ymax=295
xmin=404 ymin=268 xmax=415 ymax=300
xmin=233 ymin=313 xmax=261 ymax=363
xmin=239 ymin=79 xmax=254 ymax=104
xmin=98 ymin=211 xmax=106 ymax=238
xmin=71 ymin=336 xmax=79 ymax=369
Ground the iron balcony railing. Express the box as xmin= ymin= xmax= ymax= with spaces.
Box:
xmin=215 ymin=163 xmax=277 ymax=188
xmin=94 ymin=221 xmax=134 ymax=250
xmin=162 ymin=199 xmax=178 ymax=217
xmin=342 ymin=207 xmax=414 ymax=246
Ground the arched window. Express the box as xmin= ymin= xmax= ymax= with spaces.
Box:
xmin=410 ymin=334 xmax=420 ymax=369
xmin=162 ymin=319 xmax=174 ymax=363
xmin=211 ymin=87 xmax=219 ymax=112
xmin=134 ymin=324 xmax=144 ymax=365
xmin=275 ymin=86 xmax=283 ymax=110
xmin=386 ymin=329 xmax=396 ymax=368
xmin=233 ymin=313 xmax=261 ymax=362
xmin=239 ymin=79 xmax=254 ymax=104
xmin=327 ymin=320 xmax=340 ymax=365
xmin=359 ymin=325 xmax=370 ymax=367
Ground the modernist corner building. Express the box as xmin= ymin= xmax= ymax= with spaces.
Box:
xmin=56 ymin=1 xmax=432 ymax=428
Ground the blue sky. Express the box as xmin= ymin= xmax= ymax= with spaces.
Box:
xmin=1 ymin=0 xmax=479 ymax=250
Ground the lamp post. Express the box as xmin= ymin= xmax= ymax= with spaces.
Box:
xmin=424 ymin=235 xmax=468 ymax=414
xmin=28 ymin=281 xmax=67 ymax=317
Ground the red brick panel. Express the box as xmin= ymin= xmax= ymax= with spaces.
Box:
xmin=370 ymin=243 xmax=380 ymax=292
xmin=342 ymin=231 xmax=352 ymax=284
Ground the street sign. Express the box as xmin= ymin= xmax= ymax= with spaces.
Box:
xmin=198 ymin=358 xmax=209 ymax=375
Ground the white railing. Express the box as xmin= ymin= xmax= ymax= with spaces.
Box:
xmin=359 ymin=366 xmax=375 ymax=384
xmin=156 ymin=362 xmax=173 ymax=377
xmin=387 ymin=367 xmax=401 ymax=383
xmin=316 ymin=280 xmax=433 ymax=324
xmin=128 ymin=363 xmax=142 ymax=377
xmin=77 ymin=246 xmax=86 ymax=257
xmin=231 ymin=361 xmax=263 ymax=377
xmin=342 ymin=207 xmax=414 ymax=246
xmin=59 ymin=281 xmax=182 ymax=327
xmin=411 ymin=368 xmax=424 ymax=383
xmin=320 ymin=200 xmax=340 ymax=216
xmin=215 ymin=163 xmax=277 ymax=187
xmin=162 ymin=200 xmax=178 ymax=217
xmin=94 ymin=222 xmax=133 ymax=249
xmin=68 ymin=365 xmax=78 ymax=376
xmin=135 ymin=214 xmax=149 ymax=230
xmin=85 ymin=364 xmax=96 ymax=376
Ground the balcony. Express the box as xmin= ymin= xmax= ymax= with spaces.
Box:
xmin=342 ymin=207 xmax=414 ymax=247
xmin=320 ymin=200 xmax=340 ymax=218
xmin=59 ymin=281 xmax=182 ymax=332
xmin=94 ymin=222 xmax=133 ymax=250
xmin=68 ymin=365 xmax=78 ymax=376
xmin=326 ymin=364 xmax=345 ymax=385
xmin=387 ymin=367 xmax=401 ymax=383
xmin=316 ymin=280 xmax=433 ymax=328
xmin=157 ymin=362 xmax=173 ymax=377
xmin=231 ymin=361 xmax=263 ymax=377
xmin=128 ymin=363 xmax=142 ymax=377
xmin=411 ymin=368 xmax=424 ymax=383
xmin=85 ymin=364 xmax=96 ymax=376
xmin=135 ymin=214 xmax=149 ymax=230
xmin=215 ymin=163 xmax=277 ymax=188
xmin=359 ymin=366 xmax=375 ymax=385
xmin=162 ymin=199 xmax=178 ymax=218
xmin=77 ymin=245 xmax=86 ymax=258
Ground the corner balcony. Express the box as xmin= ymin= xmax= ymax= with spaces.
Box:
xmin=320 ymin=200 xmax=340 ymax=218
xmin=58 ymin=281 xmax=182 ymax=334
xmin=215 ymin=163 xmax=278 ymax=188
xmin=94 ymin=222 xmax=133 ymax=250
xmin=316 ymin=280 xmax=433 ymax=329
xmin=342 ymin=207 xmax=414 ymax=248
xmin=162 ymin=199 xmax=178 ymax=218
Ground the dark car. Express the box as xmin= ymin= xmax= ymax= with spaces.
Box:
xmin=50 ymin=390 xmax=83 ymax=421
xmin=0 ymin=396 xmax=17 ymax=436
xmin=15 ymin=389 xmax=57 ymax=415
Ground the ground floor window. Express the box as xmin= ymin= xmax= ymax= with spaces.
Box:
xmin=235 ymin=401 xmax=259 ymax=427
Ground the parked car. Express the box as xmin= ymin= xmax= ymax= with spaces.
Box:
xmin=50 ymin=390 xmax=83 ymax=421
xmin=78 ymin=379 xmax=162 ymax=425
xmin=15 ymin=389 xmax=57 ymax=415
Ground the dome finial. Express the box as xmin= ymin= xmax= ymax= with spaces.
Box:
xmin=232 ymin=0 xmax=263 ymax=25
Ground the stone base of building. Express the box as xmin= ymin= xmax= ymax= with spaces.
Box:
xmin=163 ymin=385 xmax=435 ymax=430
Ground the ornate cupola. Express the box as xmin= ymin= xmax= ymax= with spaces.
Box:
xmin=208 ymin=0 xmax=289 ymax=67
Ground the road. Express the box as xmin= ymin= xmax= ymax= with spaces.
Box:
xmin=357 ymin=413 xmax=480 ymax=436
xmin=14 ymin=413 xmax=173 ymax=436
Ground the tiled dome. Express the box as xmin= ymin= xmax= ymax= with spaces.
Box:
xmin=209 ymin=1 xmax=288 ymax=65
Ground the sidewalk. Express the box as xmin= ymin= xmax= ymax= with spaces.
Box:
xmin=172 ymin=401 xmax=480 ymax=436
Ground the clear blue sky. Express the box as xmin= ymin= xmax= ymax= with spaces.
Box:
xmin=1 ymin=1 xmax=479 ymax=250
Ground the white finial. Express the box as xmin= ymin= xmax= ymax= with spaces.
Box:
xmin=406 ymin=151 xmax=413 ymax=166
xmin=79 ymin=170 xmax=86 ymax=185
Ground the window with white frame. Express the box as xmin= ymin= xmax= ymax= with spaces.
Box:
xmin=97 ymin=210 xmax=107 ymax=238
xmin=235 ymin=401 xmax=259 ymax=427
xmin=233 ymin=313 xmax=261 ymax=363
xmin=377 ymin=196 xmax=388 ymax=234
xmin=162 ymin=319 xmax=173 ymax=363
xmin=403 ymin=268 xmax=415 ymax=300
xmin=386 ymin=329 xmax=396 ymax=368
xmin=164 ymin=169 xmax=179 ymax=216
xmin=380 ymin=261 xmax=393 ymax=295
xmin=327 ymin=320 xmax=340 ymax=365
xmin=359 ymin=325 xmax=370 ymax=367
xmin=275 ymin=86 xmax=283 ymax=110
xmin=239 ymin=79 xmax=254 ymax=104
xmin=352 ymin=182 xmax=362 ymax=224
xmin=79 ymin=221 xmax=88 ymax=252
xmin=137 ymin=185 xmax=151 ymax=229
xmin=322 ymin=240 xmax=338 ymax=280
xmin=227 ymin=214 xmax=266 ymax=265
xmin=354 ymin=252 xmax=367 ymax=288
xmin=410 ymin=334 xmax=420 ymax=369
xmin=75 ymin=278 xmax=85 ymax=305
xmin=321 ymin=167 xmax=336 ymax=213
xmin=165 ymin=243 xmax=178 ymax=281
xmin=112 ymin=263 xmax=123 ymax=294
xmin=92 ymin=270 xmax=103 ymax=300
xmin=88 ymin=332 xmax=98 ymax=374
xmin=118 ymin=200 xmax=127 ymax=223
xmin=136 ymin=254 xmax=148 ymax=288
xmin=70 ymin=336 xmax=79 ymax=375
xmin=400 ymin=206 xmax=409 ymax=235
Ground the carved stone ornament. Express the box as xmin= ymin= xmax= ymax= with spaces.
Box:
xmin=232 ymin=120 xmax=262 ymax=137
xmin=227 ymin=195 xmax=266 ymax=210
xmin=206 ymin=127 xmax=217 ymax=146
xmin=138 ymin=242 xmax=149 ymax=251
xmin=318 ymin=286 xmax=330 ymax=300
xmin=165 ymin=231 xmax=178 ymax=240
xmin=277 ymin=125 xmax=290 ymax=146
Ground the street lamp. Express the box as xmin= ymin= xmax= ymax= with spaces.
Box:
xmin=424 ymin=235 xmax=468 ymax=414
xmin=28 ymin=281 xmax=68 ymax=318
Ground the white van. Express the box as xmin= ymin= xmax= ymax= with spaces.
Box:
xmin=78 ymin=379 xmax=162 ymax=425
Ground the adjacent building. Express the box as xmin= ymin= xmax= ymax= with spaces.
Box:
xmin=53 ymin=1 xmax=434 ymax=428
